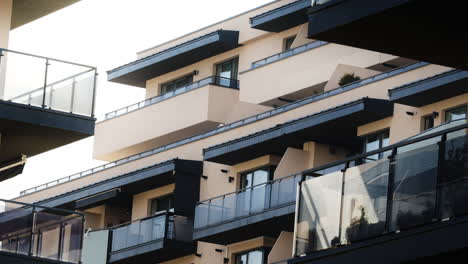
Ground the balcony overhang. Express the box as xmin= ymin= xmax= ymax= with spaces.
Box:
xmin=0 ymin=100 xmax=95 ymax=175
xmin=107 ymin=30 xmax=240 ymax=88
xmin=204 ymin=98 xmax=394 ymax=165
xmin=307 ymin=0 xmax=468 ymax=70
xmin=35 ymin=159 xmax=202 ymax=217
xmin=289 ymin=215 xmax=468 ymax=264
xmin=194 ymin=203 xmax=295 ymax=245
xmin=109 ymin=239 xmax=195 ymax=264
xmin=389 ymin=70 xmax=468 ymax=107
xmin=250 ymin=0 xmax=312 ymax=32
xmin=11 ymin=0 xmax=80 ymax=30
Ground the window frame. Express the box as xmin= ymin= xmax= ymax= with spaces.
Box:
xmin=160 ymin=74 xmax=194 ymax=95
xmin=215 ymin=57 xmax=239 ymax=80
xmin=148 ymin=194 xmax=174 ymax=216
xmin=422 ymin=114 xmax=436 ymax=131
xmin=283 ymin=35 xmax=297 ymax=51
xmin=234 ymin=247 xmax=269 ymax=264
xmin=444 ymin=104 xmax=467 ymax=123
xmin=361 ymin=129 xmax=390 ymax=162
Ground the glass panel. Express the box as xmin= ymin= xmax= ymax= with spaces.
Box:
xmin=236 ymin=190 xmax=251 ymax=217
xmin=208 ymin=198 xmax=224 ymax=226
xmin=390 ymin=141 xmax=439 ymax=231
xmin=0 ymin=205 xmax=33 ymax=256
xmin=60 ymin=217 xmax=83 ymax=263
xmin=248 ymin=249 xmax=264 ymax=264
xmin=111 ymin=225 xmax=128 ymax=251
xmin=38 ymin=225 xmax=60 ymax=259
xmin=222 ymin=194 xmax=237 ymax=222
xmin=440 ymin=133 xmax=468 ymax=219
xmin=194 ymin=203 xmax=209 ymax=229
xmin=341 ymin=159 xmax=389 ymax=244
xmin=251 ymin=184 xmax=268 ymax=213
xmin=72 ymin=72 xmax=95 ymax=116
xmin=295 ymin=171 xmax=343 ymax=255
xmin=151 ymin=215 xmax=166 ymax=240
xmin=127 ymin=222 xmax=140 ymax=248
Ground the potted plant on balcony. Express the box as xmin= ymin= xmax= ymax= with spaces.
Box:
xmin=339 ymin=73 xmax=361 ymax=86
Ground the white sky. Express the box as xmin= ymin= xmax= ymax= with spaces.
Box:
xmin=0 ymin=0 xmax=273 ymax=199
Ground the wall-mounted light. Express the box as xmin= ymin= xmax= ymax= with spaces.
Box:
xmin=195 ymin=253 xmax=202 ymax=257
xmin=228 ymin=176 xmax=235 ymax=183
xmin=215 ymin=248 xmax=224 ymax=253
xmin=223 ymin=258 xmax=229 ymax=263
xmin=201 ymin=175 xmax=208 ymax=180
xmin=220 ymin=169 xmax=229 ymax=173
xmin=193 ymin=70 xmax=199 ymax=76
xmin=431 ymin=111 xmax=439 ymax=118
xmin=406 ymin=111 xmax=416 ymax=116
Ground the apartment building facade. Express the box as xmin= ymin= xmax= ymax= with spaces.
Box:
xmin=2 ymin=0 xmax=467 ymax=264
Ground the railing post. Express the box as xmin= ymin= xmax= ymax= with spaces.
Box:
xmin=28 ymin=206 xmax=37 ymax=257
xmin=337 ymin=161 xmax=349 ymax=245
xmin=57 ymin=221 xmax=64 ymax=261
xmin=42 ymin=59 xmax=50 ymax=108
xmin=384 ymin=147 xmax=398 ymax=233
xmin=70 ymin=78 xmax=76 ymax=113
xmin=91 ymin=71 xmax=98 ymax=117
xmin=435 ymin=133 xmax=447 ymax=220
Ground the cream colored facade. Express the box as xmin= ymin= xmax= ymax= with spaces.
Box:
xmin=11 ymin=0 xmax=468 ymax=264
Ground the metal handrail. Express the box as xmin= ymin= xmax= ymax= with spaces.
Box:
xmin=197 ymin=173 xmax=300 ymax=205
xmin=250 ymin=40 xmax=329 ymax=70
xmin=109 ymin=210 xmax=173 ymax=230
xmin=18 ymin=62 xmax=428 ymax=197
xmin=0 ymin=48 xmax=96 ymax=69
xmin=0 ymin=198 xmax=84 ymax=216
xmin=104 ymin=75 xmax=240 ymax=120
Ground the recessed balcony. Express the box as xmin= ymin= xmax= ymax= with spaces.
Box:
xmin=291 ymin=121 xmax=468 ymax=264
xmin=94 ymin=76 xmax=270 ymax=161
xmin=0 ymin=48 xmax=97 ymax=181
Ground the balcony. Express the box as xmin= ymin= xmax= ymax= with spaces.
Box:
xmin=107 ymin=30 xmax=240 ymax=87
xmin=306 ymin=0 xmax=468 ymax=70
xmin=291 ymin=121 xmax=468 ymax=264
xmin=106 ymin=212 xmax=195 ymax=263
xmin=193 ymin=174 xmax=301 ymax=245
xmin=0 ymin=48 xmax=97 ymax=180
xmin=95 ymin=76 xmax=270 ymax=161
xmin=0 ymin=199 xmax=84 ymax=264
xmin=204 ymin=98 xmax=394 ymax=165
xmin=389 ymin=69 xmax=468 ymax=107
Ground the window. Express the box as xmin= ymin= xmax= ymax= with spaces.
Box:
xmin=362 ymin=129 xmax=390 ymax=162
xmin=215 ymin=57 xmax=239 ymax=87
xmin=445 ymin=105 xmax=467 ymax=122
xmin=284 ymin=35 xmax=296 ymax=51
xmin=239 ymin=167 xmax=275 ymax=213
xmin=235 ymin=249 xmax=268 ymax=264
xmin=160 ymin=74 xmax=193 ymax=95
xmin=422 ymin=114 xmax=435 ymax=131
xmin=149 ymin=195 xmax=174 ymax=215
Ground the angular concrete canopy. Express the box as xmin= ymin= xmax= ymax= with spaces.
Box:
xmin=11 ymin=0 xmax=80 ymax=29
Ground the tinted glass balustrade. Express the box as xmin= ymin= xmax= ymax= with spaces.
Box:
xmin=0 ymin=49 xmax=97 ymax=117
xmin=0 ymin=199 xmax=84 ymax=263
xmin=294 ymin=121 xmax=468 ymax=256
xmin=194 ymin=174 xmax=301 ymax=229
xmin=105 ymin=76 xmax=240 ymax=120
xmin=110 ymin=212 xmax=192 ymax=253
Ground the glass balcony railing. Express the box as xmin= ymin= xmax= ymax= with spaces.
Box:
xmin=0 ymin=48 xmax=97 ymax=117
xmin=294 ymin=120 xmax=468 ymax=257
xmin=104 ymin=76 xmax=240 ymax=120
xmin=250 ymin=41 xmax=328 ymax=70
xmin=194 ymin=174 xmax=301 ymax=230
xmin=109 ymin=212 xmax=193 ymax=253
xmin=0 ymin=199 xmax=84 ymax=263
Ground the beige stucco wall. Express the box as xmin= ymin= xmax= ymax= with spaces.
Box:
xmin=274 ymin=148 xmax=310 ymax=180
xmin=94 ymin=85 xmax=271 ymax=161
xmin=0 ymin=0 xmax=12 ymax=98
xmin=83 ymin=205 xmax=106 ymax=230
xmin=240 ymin=43 xmax=396 ymax=104
xmin=15 ymin=64 xmax=451 ymax=205
xmin=131 ymin=184 xmax=175 ymax=220
xmin=324 ymin=64 xmax=381 ymax=91
xmin=268 ymin=231 xmax=293 ymax=263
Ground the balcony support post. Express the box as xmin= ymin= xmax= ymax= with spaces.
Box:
xmin=384 ymin=147 xmax=398 ymax=233
xmin=41 ymin=59 xmax=50 ymax=108
xmin=91 ymin=71 xmax=98 ymax=117
xmin=435 ymin=133 xmax=447 ymax=220
xmin=28 ymin=206 xmax=37 ymax=257
xmin=70 ymin=78 xmax=76 ymax=113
